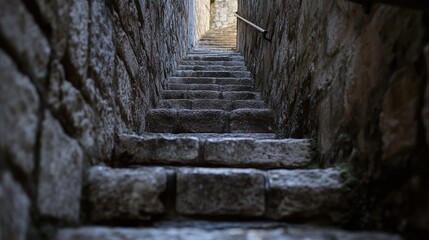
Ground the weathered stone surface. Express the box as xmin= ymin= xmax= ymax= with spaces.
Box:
xmin=266 ymin=168 xmax=344 ymax=219
xmin=423 ymin=45 xmax=429 ymax=147
xmin=177 ymin=65 xmax=246 ymax=71
xmin=35 ymin=0 xmax=70 ymax=58
xmin=230 ymin=109 xmax=274 ymax=133
xmin=168 ymin=77 xmax=253 ymax=85
xmin=87 ymin=166 xmax=167 ymax=222
xmin=115 ymin=134 xmax=200 ymax=165
xmin=210 ymin=0 xmax=237 ymax=29
xmin=162 ymin=90 xmax=220 ymax=99
xmin=238 ymin=0 xmax=427 ymax=229
xmin=159 ymin=99 xmax=266 ymax=110
xmin=204 ymin=138 xmax=312 ymax=168
xmin=167 ymin=83 xmax=254 ymax=92
xmin=380 ymin=67 xmax=420 ymax=159
xmin=67 ymin=0 xmax=89 ymax=82
xmin=55 ymin=226 xmax=402 ymax=240
xmin=0 ymin=0 xmax=51 ymax=82
xmin=176 ymin=168 xmax=265 ymax=216
xmin=147 ymin=109 xmax=234 ymax=133
xmin=0 ymin=49 xmax=39 ymax=176
xmin=189 ymin=0 xmax=210 ymax=47
xmin=177 ymin=110 xmax=229 ymax=133
xmin=0 ymin=172 xmax=30 ymax=240
xmin=179 ymin=61 xmax=245 ymax=66
xmin=89 ymin=0 xmax=115 ymax=96
xmin=114 ymin=57 xmax=134 ymax=128
xmin=174 ymin=70 xmax=250 ymax=78
xmin=48 ymin=61 xmax=96 ymax=156
xmin=37 ymin=112 xmax=84 ymax=222
xmin=184 ymin=55 xmax=243 ymax=62
xmin=146 ymin=109 xmax=178 ymax=133
xmin=140 ymin=133 xmax=277 ymax=140
xmin=112 ymin=13 xmax=140 ymax=81
xmin=162 ymin=90 xmax=260 ymax=101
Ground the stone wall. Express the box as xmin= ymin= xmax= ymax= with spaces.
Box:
xmin=210 ymin=0 xmax=237 ymax=29
xmin=237 ymin=0 xmax=429 ymax=237
xmin=0 ymin=0 xmax=190 ymax=239
xmin=189 ymin=0 xmax=211 ymax=47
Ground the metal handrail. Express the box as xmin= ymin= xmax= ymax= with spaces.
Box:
xmin=234 ymin=12 xmax=272 ymax=42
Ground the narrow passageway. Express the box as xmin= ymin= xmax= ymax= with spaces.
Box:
xmin=56 ymin=1 xmax=404 ymax=239
xmin=1 ymin=0 xmax=427 ymax=239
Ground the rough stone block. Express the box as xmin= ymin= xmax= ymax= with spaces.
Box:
xmin=204 ymin=138 xmax=312 ymax=168
xmin=87 ymin=166 xmax=167 ymax=222
xmin=184 ymin=55 xmax=244 ymax=61
xmin=266 ymin=168 xmax=344 ymax=219
xmin=89 ymin=0 xmax=115 ymax=93
xmin=0 ymin=0 xmax=51 ymax=82
xmin=230 ymin=109 xmax=274 ymax=133
xmin=232 ymin=100 xmax=266 ymax=109
xmin=146 ymin=109 xmax=178 ymax=133
xmin=174 ymin=70 xmax=251 ymax=78
xmin=115 ymin=134 xmax=200 ymax=165
xmin=188 ymin=90 xmax=222 ymax=99
xmin=176 ymin=168 xmax=265 ymax=216
xmin=37 ymin=112 xmax=84 ymax=222
xmin=192 ymin=99 xmax=233 ymax=110
xmin=0 ymin=49 xmax=39 ymax=176
xmin=179 ymin=60 xmax=245 ymax=66
xmin=222 ymin=91 xmax=260 ymax=100
xmin=0 ymin=172 xmax=30 ymax=240
xmin=379 ymin=67 xmax=420 ymax=159
xmin=48 ymin=61 xmax=96 ymax=156
xmin=56 ymin=226 xmax=403 ymax=240
xmin=177 ymin=110 xmax=229 ymax=133
xmin=158 ymin=99 xmax=193 ymax=109
xmin=67 ymin=0 xmax=89 ymax=82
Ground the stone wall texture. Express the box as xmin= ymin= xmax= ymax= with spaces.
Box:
xmin=189 ymin=0 xmax=211 ymax=47
xmin=210 ymin=0 xmax=237 ymax=29
xmin=237 ymin=0 xmax=429 ymax=236
xmin=0 ymin=0 xmax=190 ymax=238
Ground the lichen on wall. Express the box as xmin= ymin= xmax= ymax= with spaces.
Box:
xmin=237 ymin=0 xmax=428 ymax=236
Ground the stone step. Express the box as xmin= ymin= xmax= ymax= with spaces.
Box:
xmin=184 ymin=55 xmax=244 ymax=61
xmin=168 ymin=77 xmax=253 ymax=86
xmin=202 ymin=35 xmax=236 ymax=39
xmin=158 ymin=99 xmax=266 ymax=110
xmin=193 ymin=47 xmax=236 ymax=51
xmin=177 ymin=65 xmax=247 ymax=71
xmin=203 ymin=33 xmax=236 ymax=38
xmin=197 ymin=44 xmax=236 ymax=49
xmin=114 ymin=134 xmax=312 ymax=169
xmin=198 ymin=40 xmax=236 ymax=43
xmin=56 ymin=226 xmax=401 ymax=240
xmin=201 ymin=34 xmax=237 ymax=38
xmin=198 ymin=41 xmax=237 ymax=45
xmin=179 ymin=60 xmax=244 ymax=66
xmin=134 ymin=133 xmax=278 ymax=139
xmin=83 ymin=166 xmax=344 ymax=222
xmin=166 ymin=83 xmax=254 ymax=92
xmin=161 ymin=90 xmax=261 ymax=100
xmin=173 ymin=70 xmax=251 ymax=78
xmin=146 ymin=109 xmax=274 ymax=133
xmin=187 ymin=50 xmax=239 ymax=55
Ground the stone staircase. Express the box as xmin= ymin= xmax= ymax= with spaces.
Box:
xmin=195 ymin=26 xmax=237 ymax=51
xmin=55 ymin=29 xmax=400 ymax=240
